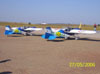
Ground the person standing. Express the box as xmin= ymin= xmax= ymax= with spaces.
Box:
xmin=94 ymin=23 xmax=97 ymax=31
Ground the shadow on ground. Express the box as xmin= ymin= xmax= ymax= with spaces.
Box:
xmin=0 ymin=71 xmax=12 ymax=74
xmin=7 ymin=34 xmax=42 ymax=37
xmin=79 ymin=38 xmax=100 ymax=42
xmin=47 ymin=38 xmax=100 ymax=42
xmin=0 ymin=59 xmax=11 ymax=63
xmin=66 ymin=37 xmax=100 ymax=42
xmin=7 ymin=35 xmax=23 ymax=37
xmin=32 ymin=34 xmax=42 ymax=36
xmin=47 ymin=40 xmax=65 ymax=42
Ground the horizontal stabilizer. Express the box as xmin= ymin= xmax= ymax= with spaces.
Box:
xmin=4 ymin=25 xmax=14 ymax=35
xmin=48 ymin=35 xmax=56 ymax=40
xmin=41 ymin=33 xmax=51 ymax=39
xmin=5 ymin=30 xmax=14 ymax=35
xmin=41 ymin=33 xmax=56 ymax=40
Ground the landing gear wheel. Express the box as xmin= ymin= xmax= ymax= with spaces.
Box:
xmin=75 ymin=37 xmax=80 ymax=40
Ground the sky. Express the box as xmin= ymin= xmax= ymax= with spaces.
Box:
xmin=0 ymin=0 xmax=100 ymax=25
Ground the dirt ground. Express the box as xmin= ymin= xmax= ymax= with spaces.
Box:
xmin=0 ymin=26 xmax=100 ymax=74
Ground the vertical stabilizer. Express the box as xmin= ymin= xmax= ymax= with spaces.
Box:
xmin=45 ymin=27 xmax=53 ymax=34
xmin=4 ymin=25 xmax=14 ymax=35
xmin=79 ymin=22 xmax=82 ymax=29
xmin=41 ymin=27 xmax=56 ymax=40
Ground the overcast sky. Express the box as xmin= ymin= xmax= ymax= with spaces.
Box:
xmin=0 ymin=0 xmax=100 ymax=25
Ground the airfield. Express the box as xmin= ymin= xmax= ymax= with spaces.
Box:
xmin=0 ymin=26 xmax=100 ymax=74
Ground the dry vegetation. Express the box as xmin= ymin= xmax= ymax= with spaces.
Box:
xmin=0 ymin=22 xmax=99 ymax=30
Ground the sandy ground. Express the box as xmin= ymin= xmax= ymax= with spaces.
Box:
xmin=0 ymin=26 xmax=100 ymax=74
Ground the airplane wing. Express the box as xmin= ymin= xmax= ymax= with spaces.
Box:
xmin=24 ymin=28 xmax=43 ymax=31
xmin=69 ymin=29 xmax=96 ymax=34
xmin=51 ymin=28 xmax=60 ymax=32
xmin=12 ymin=27 xmax=18 ymax=30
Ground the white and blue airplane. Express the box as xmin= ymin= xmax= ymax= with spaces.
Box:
xmin=4 ymin=25 xmax=43 ymax=36
xmin=41 ymin=27 xmax=96 ymax=40
xmin=4 ymin=25 xmax=22 ymax=35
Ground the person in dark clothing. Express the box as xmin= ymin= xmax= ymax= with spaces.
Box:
xmin=94 ymin=24 xmax=97 ymax=31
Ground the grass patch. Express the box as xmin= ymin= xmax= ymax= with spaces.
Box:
xmin=0 ymin=22 xmax=99 ymax=30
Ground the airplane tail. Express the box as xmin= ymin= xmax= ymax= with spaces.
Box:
xmin=4 ymin=25 xmax=14 ymax=35
xmin=79 ymin=22 xmax=82 ymax=29
xmin=41 ymin=27 xmax=56 ymax=40
xmin=73 ymin=23 xmax=82 ymax=30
